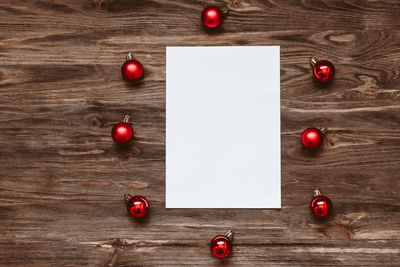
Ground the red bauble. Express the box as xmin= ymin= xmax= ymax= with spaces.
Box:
xmin=121 ymin=52 xmax=143 ymax=82
xmin=201 ymin=6 xmax=224 ymax=28
xmin=210 ymin=231 xmax=233 ymax=258
xmin=112 ymin=115 xmax=133 ymax=144
xmin=310 ymin=189 xmax=332 ymax=219
xmin=311 ymin=57 xmax=335 ymax=82
xmin=301 ymin=127 xmax=325 ymax=149
xmin=125 ymin=194 xmax=149 ymax=219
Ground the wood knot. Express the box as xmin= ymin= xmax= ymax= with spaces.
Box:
xmin=325 ymin=133 xmax=338 ymax=148
xmin=356 ymin=74 xmax=378 ymax=85
xmin=230 ymin=0 xmax=241 ymax=8
xmin=91 ymin=116 xmax=103 ymax=127
xmin=58 ymin=149 xmax=105 ymax=156
xmin=122 ymin=181 xmax=150 ymax=189
xmin=323 ymin=223 xmax=354 ymax=239
xmin=310 ymin=213 xmax=366 ymax=239
xmin=327 ymin=33 xmax=357 ymax=43
xmin=119 ymin=152 xmax=133 ymax=162
xmin=94 ymin=0 xmax=113 ymax=11
xmin=115 ymin=146 xmax=141 ymax=162
xmin=99 ymin=238 xmax=135 ymax=248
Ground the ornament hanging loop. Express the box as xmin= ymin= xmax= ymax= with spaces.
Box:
xmin=313 ymin=189 xmax=321 ymax=197
xmin=319 ymin=127 xmax=327 ymax=135
xmin=124 ymin=194 xmax=131 ymax=202
xmin=225 ymin=230 xmax=233 ymax=240
xmin=123 ymin=115 xmax=130 ymax=123
xmin=310 ymin=57 xmax=319 ymax=66
xmin=126 ymin=52 xmax=134 ymax=61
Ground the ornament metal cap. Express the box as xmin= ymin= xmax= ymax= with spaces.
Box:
xmin=310 ymin=57 xmax=319 ymax=66
xmin=319 ymin=127 xmax=327 ymax=135
xmin=225 ymin=230 xmax=233 ymax=240
xmin=122 ymin=115 xmax=130 ymax=123
xmin=222 ymin=7 xmax=229 ymax=16
xmin=313 ymin=189 xmax=321 ymax=197
xmin=126 ymin=52 xmax=134 ymax=61
xmin=124 ymin=194 xmax=132 ymax=202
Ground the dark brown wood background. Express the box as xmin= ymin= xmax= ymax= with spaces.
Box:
xmin=1 ymin=0 xmax=400 ymax=266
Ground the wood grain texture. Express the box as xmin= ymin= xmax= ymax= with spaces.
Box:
xmin=0 ymin=0 xmax=400 ymax=266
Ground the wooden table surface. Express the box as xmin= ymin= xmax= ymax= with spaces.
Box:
xmin=1 ymin=0 xmax=400 ymax=266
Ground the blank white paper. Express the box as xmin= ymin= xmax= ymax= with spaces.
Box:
xmin=166 ymin=46 xmax=280 ymax=208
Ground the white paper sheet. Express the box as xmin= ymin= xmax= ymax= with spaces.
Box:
xmin=166 ymin=46 xmax=280 ymax=208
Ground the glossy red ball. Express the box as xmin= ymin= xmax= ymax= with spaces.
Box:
xmin=201 ymin=6 xmax=223 ymax=28
xmin=310 ymin=194 xmax=332 ymax=218
xmin=301 ymin=128 xmax=323 ymax=149
xmin=112 ymin=122 xmax=133 ymax=144
xmin=126 ymin=195 xmax=149 ymax=219
xmin=210 ymin=235 xmax=232 ymax=258
xmin=121 ymin=59 xmax=143 ymax=82
xmin=312 ymin=60 xmax=335 ymax=82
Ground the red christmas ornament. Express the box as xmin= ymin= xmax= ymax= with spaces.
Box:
xmin=301 ymin=127 xmax=326 ymax=149
xmin=310 ymin=57 xmax=335 ymax=82
xmin=112 ymin=115 xmax=134 ymax=144
xmin=124 ymin=194 xmax=149 ymax=219
xmin=310 ymin=189 xmax=332 ymax=219
xmin=201 ymin=6 xmax=227 ymax=28
xmin=210 ymin=230 xmax=233 ymax=258
xmin=121 ymin=52 xmax=143 ymax=82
